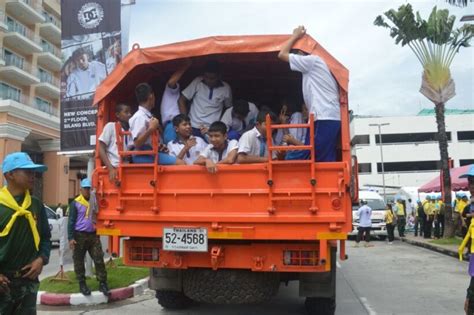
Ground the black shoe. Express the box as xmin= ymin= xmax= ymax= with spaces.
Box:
xmin=79 ymin=281 xmax=91 ymax=296
xmin=99 ymin=281 xmax=111 ymax=297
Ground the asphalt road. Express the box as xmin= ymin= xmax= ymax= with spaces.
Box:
xmin=38 ymin=240 xmax=469 ymax=315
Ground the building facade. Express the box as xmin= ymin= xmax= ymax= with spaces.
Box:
xmin=0 ymin=0 xmax=82 ymax=204
xmin=351 ymin=109 xmax=474 ymax=193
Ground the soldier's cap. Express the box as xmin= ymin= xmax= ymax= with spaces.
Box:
xmin=2 ymin=152 xmax=47 ymax=174
xmin=459 ymin=165 xmax=474 ymax=179
xmin=80 ymin=178 xmax=92 ymax=188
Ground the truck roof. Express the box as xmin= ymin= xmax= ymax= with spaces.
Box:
xmin=93 ymin=34 xmax=349 ymax=106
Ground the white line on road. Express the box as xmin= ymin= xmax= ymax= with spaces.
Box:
xmin=359 ymin=297 xmax=378 ymax=315
xmin=336 ymin=261 xmax=341 ymax=269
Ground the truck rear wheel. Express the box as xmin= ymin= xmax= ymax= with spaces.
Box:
xmin=305 ymin=297 xmax=336 ymax=315
xmin=155 ymin=289 xmax=193 ymax=309
xmin=183 ymin=269 xmax=280 ymax=304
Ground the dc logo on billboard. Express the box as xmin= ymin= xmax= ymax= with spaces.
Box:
xmin=78 ymin=2 xmax=104 ymax=29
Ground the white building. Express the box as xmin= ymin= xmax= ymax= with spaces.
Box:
xmin=350 ymin=109 xmax=474 ymax=195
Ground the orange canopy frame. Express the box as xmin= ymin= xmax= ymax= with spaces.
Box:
xmin=93 ymin=34 xmax=349 ymax=107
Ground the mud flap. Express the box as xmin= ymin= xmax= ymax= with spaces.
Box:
xmin=298 ymin=247 xmax=336 ymax=298
xmin=149 ymin=268 xmax=183 ymax=291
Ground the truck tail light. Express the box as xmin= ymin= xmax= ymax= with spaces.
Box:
xmin=129 ymin=246 xmax=160 ymax=262
xmin=283 ymin=250 xmax=318 ymax=266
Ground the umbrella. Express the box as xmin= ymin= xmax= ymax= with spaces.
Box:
xmin=418 ymin=164 xmax=471 ymax=192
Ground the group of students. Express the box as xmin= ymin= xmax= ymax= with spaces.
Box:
xmin=99 ymin=26 xmax=342 ymax=179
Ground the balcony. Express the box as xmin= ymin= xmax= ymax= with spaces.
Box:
xmin=39 ymin=11 xmax=61 ymax=45
xmin=0 ymin=10 xmax=7 ymax=32
xmin=33 ymin=71 xmax=60 ymax=99
xmin=42 ymin=0 xmax=60 ymax=17
xmin=0 ymin=53 xmax=40 ymax=86
xmin=0 ymin=50 xmax=4 ymax=67
xmin=0 ymin=98 xmax=59 ymax=133
xmin=5 ymin=0 xmax=45 ymax=25
xmin=3 ymin=18 xmax=42 ymax=55
xmin=36 ymin=41 xmax=61 ymax=71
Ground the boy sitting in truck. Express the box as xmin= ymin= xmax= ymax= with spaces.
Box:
xmin=98 ymin=103 xmax=132 ymax=183
xmin=237 ymin=110 xmax=278 ymax=164
xmin=194 ymin=121 xmax=239 ymax=173
xmin=220 ymin=99 xmax=258 ymax=140
xmin=129 ymin=82 xmax=184 ymax=165
xmin=167 ymin=114 xmax=207 ymax=165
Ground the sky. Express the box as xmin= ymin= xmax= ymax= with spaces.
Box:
xmin=127 ymin=0 xmax=474 ymax=117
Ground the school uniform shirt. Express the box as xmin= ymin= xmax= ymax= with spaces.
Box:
xmin=275 ymin=111 xmax=308 ymax=145
xmin=199 ymin=140 xmax=239 ymax=163
xmin=98 ymin=122 xmax=131 ymax=167
xmin=66 ymin=61 xmax=107 ymax=99
xmin=238 ymin=127 xmax=276 ymax=159
xmin=288 ymin=53 xmax=340 ymax=121
xmin=220 ymin=102 xmax=258 ymax=133
xmin=167 ymin=137 xmax=207 ymax=164
xmin=181 ymin=76 xmax=232 ymax=128
xmin=129 ymin=106 xmax=153 ymax=147
xmin=357 ymin=205 xmax=372 ymax=227
xmin=160 ymin=84 xmax=181 ymax=125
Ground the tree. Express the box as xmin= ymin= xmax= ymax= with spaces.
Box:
xmin=374 ymin=5 xmax=474 ymax=238
xmin=445 ymin=0 xmax=472 ymax=7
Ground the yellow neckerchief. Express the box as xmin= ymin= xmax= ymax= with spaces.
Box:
xmin=0 ymin=186 xmax=40 ymax=250
xmin=75 ymin=194 xmax=90 ymax=219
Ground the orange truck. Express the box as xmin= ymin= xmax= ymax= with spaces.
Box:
xmin=92 ymin=34 xmax=357 ymax=315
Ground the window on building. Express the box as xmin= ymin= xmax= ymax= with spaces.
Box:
xmin=6 ymin=16 xmax=26 ymax=37
xmin=458 ymin=131 xmax=474 ymax=141
xmin=375 ymin=132 xmax=451 ymax=144
xmin=351 ymin=135 xmax=370 ymax=146
xmin=38 ymin=68 xmax=53 ymax=84
xmin=460 ymin=159 xmax=474 ymax=166
xmin=376 ymin=161 xmax=440 ymax=173
xmin=0 ymin=82 xmax=21 ymax=102
xmin=358 ymin=163 xmax=372 ymax=174
xmin=3 ymin=49 xmax=24 ymax=69
xmin=35 ymin=97 xmax=52 ymax=114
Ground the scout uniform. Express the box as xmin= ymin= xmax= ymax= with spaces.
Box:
xmin=423 ymin=197 xmax=435 ymax=239
xmin=0 ymin=152 xmax=51 ymax=314
xmin=395 ymin=200 xmax=406 ymax=237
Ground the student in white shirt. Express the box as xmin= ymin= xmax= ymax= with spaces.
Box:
xmin=237 ymin=110 xmax=278 ymax=164
xmin=355 ymin=200 xmax=374 ymax=247
xmin=178 ymin=60 xmax=232 ymax=139
xmin=194 ymin=121 xmax=238 ymax=173
xmin=167 ymin=114 xmax=207 ymax=165
xmin=129 ymin=83 xmax=184 ymax=165
xmin=98 ymin=103 xmax=132 ymax=183
xmin=278 ymin=26 xmax=341 ymax=162
xmin=161 ymin=60 xmax=192 ymax=144
xmin=66 ymin=47 xmax=107 ymax=100
xmin=220 ymin=99 xmax=258 ymax=140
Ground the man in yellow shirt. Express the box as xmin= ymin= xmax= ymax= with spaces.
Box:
xmin=395 ymin=198 xmax=406 ymax=237
xmin=423 ymin=196 xmax=435 ymax=239
xmin=454 ymin=193 xmax=467 ymax=236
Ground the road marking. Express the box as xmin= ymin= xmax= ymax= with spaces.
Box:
xmin=336 ymin=261 xmax=341 ymax=269
xmin=359 ymin=297 xmax=377 ymax=315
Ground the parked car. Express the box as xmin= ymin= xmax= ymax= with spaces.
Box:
xmin=350 ymin=191 xmax=388 ymax=239
xmin=44 ymin=205 xmax=60 ymax=243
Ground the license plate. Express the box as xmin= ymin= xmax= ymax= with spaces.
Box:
xmin=163 ymin=227 xmax=208 ymax=252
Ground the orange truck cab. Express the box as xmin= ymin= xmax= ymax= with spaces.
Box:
xmin=93 ymin=34 xmax=357 ymax=315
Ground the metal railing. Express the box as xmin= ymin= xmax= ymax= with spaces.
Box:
xmin=33 ymin=97 xmax=59 ymax=116
xmin=40 ymin=40 xmax=61 ymax=58
xmin=38 ymin=70 xmax=60 ymax=86
xmin=42 ymin=10 xmax=61 ymax=28
xmin=0 ymin=88 xmax=59 ymax=117
xmin=6 ymin=18 xmax=41 ymax=45
xmin=3 ymin=51 xmax=36 ymax=74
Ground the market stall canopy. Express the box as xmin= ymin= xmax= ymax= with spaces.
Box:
xmin=418 ymin=164 xmax=472 ymax=193
xmin=92 ymin=34 xmax=349 ymax=106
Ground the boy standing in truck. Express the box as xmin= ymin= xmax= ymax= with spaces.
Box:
xmin=278 ymin=26 xmax=341 ymax=162
xmin=194 ymin=121 xmax=239 ymax=173
xmin=167 ymin=114 xmax=207 ymax=165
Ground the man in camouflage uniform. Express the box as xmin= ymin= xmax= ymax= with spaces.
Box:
xmin=0 ymin=152 xmax=51 ymax=314
xmin=68 ymin=178 xmax=110 ymax=296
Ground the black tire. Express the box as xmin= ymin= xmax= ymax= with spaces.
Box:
xmin=305 ymin=297 xmax=336 ymax=315
xmin=155 ymin=289 xmax=193 ymax=310
xmin=183 ymin=269 xmax=280 ymax=304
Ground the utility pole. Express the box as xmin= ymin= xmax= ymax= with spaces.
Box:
xmin=369 ymin=123 xmax=390 ymax=201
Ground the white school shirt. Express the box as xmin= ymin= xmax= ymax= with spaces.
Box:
xmin=160 ymin=84 xmax=181 ymax=125
xmin=357 ymin=205 xmax=372 ymax=227
xmin=238 ymin=127 xmax=276 ymax=159
xmin=220 ymin=102 xmax=259 ymax=133
xmin=167 ymin=136 xmax=207 ymax=164
xmin=66 ymin=61 xmax=107 ymax=99
xmin=199 ymin=140 xmax=239 ymax=163
xmin=181 ymin=76 xmax=232 ymax=128
xmin=275 ymin=112 xmax=308 ymax=145
xmin=129 ymin=106 xmax=153 ymax=147
xmin=288 ymin=54 xmax=340 ymax=121
xmin=98 ymin=122 xmax=131 ymax=167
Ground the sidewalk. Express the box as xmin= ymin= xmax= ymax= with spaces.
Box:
xmin=400 ymin=234 xmax=461 ymax=259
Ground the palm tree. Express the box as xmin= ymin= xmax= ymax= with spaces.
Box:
xmin=374 ymin=5 xmax=474 ymax=237
xmin=446 ymin=0 xmax=472 ymax=6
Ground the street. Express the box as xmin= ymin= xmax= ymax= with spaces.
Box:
xmin=38 ymin=240 xmax=468 ymax=315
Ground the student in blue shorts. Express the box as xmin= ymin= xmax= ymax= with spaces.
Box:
xmin=129 ymin=82 xmax=184 ymax=165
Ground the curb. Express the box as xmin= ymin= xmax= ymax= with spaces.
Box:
xmin=38 ymin=277 xmax=149 ymax=306
xmin=400 ymin=237 xmax=459 ymax=259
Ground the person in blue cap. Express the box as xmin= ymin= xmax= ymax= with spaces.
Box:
xmin=0 ymin=152 xmax=51 ymax=314
xmin=67 ymin=178 xmax=110 ymax=296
